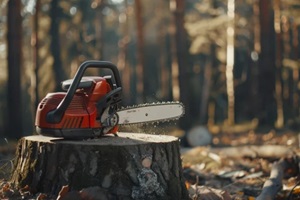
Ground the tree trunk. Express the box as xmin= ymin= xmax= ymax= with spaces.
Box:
xmin=248 ymin=0 xmax=261 ymax=120
xmin=157 ymin=0 xmax=170 ymax=100
xmin=7 ymin=0 xmax=22 ymax=138
xmin=11 ymin=133 xmax=189 ymax=200
xmin=199 ymin=44 xmax=214 ymax=124
xmin=135 ymin=0 xmax=145 ymax=103
xmin=226 ymin=0 xmax=235 ymax=125
xmin=173 ymin=0 xmax=192 ymax=130
xmin=118 ymin=0 xmax=131 ymax=105
xmin=32 ymin=0 xmax=40 ymax=116
xmin=258 ymin=0 xmax=276 ymax=125
xmin=50 ymin=0 xmax=66 ymax=91
xmin=273 ymin=0 xmax=284 ymax=128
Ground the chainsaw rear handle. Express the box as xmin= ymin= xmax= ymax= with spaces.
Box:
xmin=46 ymin=60 xmax=122 ymax=124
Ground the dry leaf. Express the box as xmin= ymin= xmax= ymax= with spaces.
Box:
xmin=36 ymin=193 xmax=47 ymax=200
xmin=56 ymin=185 xmax=70 ymax=200
xmin=189 ymin=185 xmax=231 ymax=200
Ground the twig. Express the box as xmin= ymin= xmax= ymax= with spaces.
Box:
xmin=256 ymin=158 xmax=288 ymax=200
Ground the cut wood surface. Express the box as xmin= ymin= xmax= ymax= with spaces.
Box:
xmin=10 ymin=133 xmax=189 ymax=200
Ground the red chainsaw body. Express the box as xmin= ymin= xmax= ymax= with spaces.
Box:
xmin=35 ymin=61 xmax=122 ymax=139
xmin=35 ymin=76 xmax=118 ymax=137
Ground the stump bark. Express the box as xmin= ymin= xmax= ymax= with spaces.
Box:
xmin=10 ymin=132 xmax=189 ymax=200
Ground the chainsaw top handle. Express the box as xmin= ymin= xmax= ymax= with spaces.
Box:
xmin=46 ymin=60 xmax=122 ymax=124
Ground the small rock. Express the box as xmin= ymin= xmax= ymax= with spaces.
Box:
xmin=186 ymin=126 xmax=212 ymax=147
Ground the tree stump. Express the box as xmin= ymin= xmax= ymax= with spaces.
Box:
xmin=10 ymin=132 xmax=189 ymax=200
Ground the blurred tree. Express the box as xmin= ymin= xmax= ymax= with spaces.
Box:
xmin=157 ymin=0 xmax=172 ymax=101
xmin=135 ymin=0 xmax=145 ymax=103
xmin=173 ymin=0 xmax=192 ymax=130
xmin=94 ymin=0 xmax=105 ymax=61
xmin=184 ymin=1 xmax=228 ymax=125
xmin=117 ymin=0 xmax=132 ymax=105
xmin=258 ymin=0 xmax=276 ymax=125
xmin=7 ymin=0 xmax=22 ymax=138
xmin=274 ymin=0 xmax=284 ymax=128
xmin=274 ymin=0 xmax=300 ymax=129
xmin=50 ymin=0 xmax=67 ymax=91
xmin=226 ymin=0 xmax=235 ymax=125
xmin=247 ymin=0 xmax=260 ymax=123
xmin=33 ymin=0 xmax=40 ymax=111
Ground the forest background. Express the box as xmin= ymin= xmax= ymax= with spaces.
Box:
xmin=0 ymin=0 xmax=300 ymax=139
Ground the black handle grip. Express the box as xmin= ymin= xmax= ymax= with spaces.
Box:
xmin=46 ymin=60 xmax=122 ymax=124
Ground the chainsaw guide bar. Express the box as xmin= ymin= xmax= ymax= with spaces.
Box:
xmin=117 ymin=101 xmax=185 ymax=126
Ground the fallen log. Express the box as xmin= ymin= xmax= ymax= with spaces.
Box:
xmin=181 ymin=145 xmax=294 ymax=167
xmin=10 ymin=133 xmax=189 ymax=200
xmin=210 ymin=145 xmax=294 ymax=159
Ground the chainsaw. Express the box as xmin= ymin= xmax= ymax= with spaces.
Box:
xmin=35 ymin=60 xmax=184 ymax=139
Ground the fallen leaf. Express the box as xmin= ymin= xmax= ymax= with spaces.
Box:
xmin=189 ymin=185 xmax=231 ymax=200
xmin=36 ymin=193 xmax=47 ymax=200
xmin=56 ymin=185 xmax=70 ymax=200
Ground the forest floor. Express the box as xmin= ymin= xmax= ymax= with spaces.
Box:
xmin=0 ymin=126 xmax=300 ymax=199
xmin=180 ymin=126 xmax=300 ymax=200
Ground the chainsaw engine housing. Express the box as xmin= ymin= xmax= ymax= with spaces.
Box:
xmin=35 ymin=61 xmax=122 ymax=138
